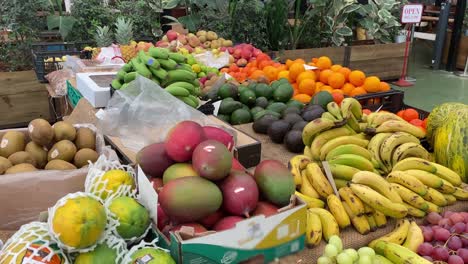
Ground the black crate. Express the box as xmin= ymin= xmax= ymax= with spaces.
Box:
xmin=31 ymin=42 xmax=81 ymax=83
xmin=400 ymin=104 xmax=430 ymax=119
xmin=354 ymin=89 xmax=405 ymax=113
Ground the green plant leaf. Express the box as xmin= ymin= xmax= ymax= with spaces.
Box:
xmin=162 ymin=15 xmax=180 ymax=23
xmin=377 ymin=9 xmax=392 ymax=20
xmin=336 ymin=26 xmax=353 ymax=36
xmin=47 ymin=15 xmax=76 ymax=39
xmin=324 ymin=16 xmax=334 ymax=29
xmin=178 ymin=14 xmax=201 ymax=32
xmin=343 ymin=4 xmax=362 ymax=14
xmin=331 ymin=34 xmax=343 ymax=46
xmin=163 ymin=0 xmax=181 ymax=9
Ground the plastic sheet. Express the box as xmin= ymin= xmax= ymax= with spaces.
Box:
xmin=194 ymin=51 xmax=230 ymax=69
xmin=97 ymin=76 xmax=216 ymax=152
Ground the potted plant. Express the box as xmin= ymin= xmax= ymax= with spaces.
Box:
xmin=46 ymin=0 xmax=76 ymax=40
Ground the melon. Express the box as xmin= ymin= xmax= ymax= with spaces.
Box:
xmin=427 ymin=103 xmax=468 ymax=182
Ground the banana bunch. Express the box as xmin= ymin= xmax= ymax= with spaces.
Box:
xmin=367 ymin=130 xmax=430 ymax=174
xmin=365 ymin=111 xmax=426 ymax=139
xmin=112 ymin=47 xmax=201 ymax=108
xmin=369 ymin=220 xmax=425 ymax=257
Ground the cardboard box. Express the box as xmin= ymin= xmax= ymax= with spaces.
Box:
xmin=105 ymin=115 xmax=261 ymax=168
xmin=76 ymin=72 xmax=116 ymax=108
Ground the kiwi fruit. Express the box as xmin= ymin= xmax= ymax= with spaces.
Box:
xmin=45 ymin=160 xmax=77 ymax=170
xmin=53 ymin=121 xmax=76 ymax=141
xmin=28 ymin=119 xmax=54 ymax=146
xmin=25 ymin=142 xmax=48 ymax=169
xmin=0 ymin=131 xmax=26 ymax=158
xmin=0 ymin=156 xmax=12 ymax=174
xmin=48 ymin=140 xmax=77 ymax=162
xmin=5 ymin=163 xmax=37 ymax=174
xmin=75 ymin=128 xmax=96 ymax=150
xmin=74 ymin=148 xmax=99 ymax=168
xmin=8 ymin=151 xmax=36 ymax=167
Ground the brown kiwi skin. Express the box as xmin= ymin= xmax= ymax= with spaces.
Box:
xmin=0 ymin=156 xmax=12 ymax=174
xmin=8 ymin=151 xmax=37 ymax=167
xmin=75 ymin=127 xmax=96 ymax=150
xmin=73 ymin=148 xmax=99 ymax=168
xmin=45 ymin=160 xmax=77 ymax=170
xmin=25 ymin=141 xmax=48 ymax=169
xmin=48 ymin=140 xmax=77 ymax=162
xmin=5 ymin=163 xmax=37 ymax=174
xmin=28 ymin=119 xmax=54 ymax=147
xmin=53 ymin=121 xmax=77 ymax=141
xmin=0 ymin=131 xmax=26 ymax=158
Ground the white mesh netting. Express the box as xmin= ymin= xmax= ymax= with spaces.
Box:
xmin=85 ymin=155 xmax=138 ymax=202
xmin=70 ymin=234 xmax=128 ymax=264
xmin=121 ymin=238 xmax=173 ymax=264
xmin=0 ymin=222 xmax=70 ymax=263
xmin=47 ymin=192 xmax=119 ymax=253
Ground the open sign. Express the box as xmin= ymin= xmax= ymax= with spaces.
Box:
xmin=401 ymin=4 xmax=423 ymax=24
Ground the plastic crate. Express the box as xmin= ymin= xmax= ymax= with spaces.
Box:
xmin=354 ymin=89 xmax=405 ymax=113
xmin=66 ymin=80 xmax=82 ymax=108
xmin=400 ymin=104 xmax=430 ymax=119
xmin=31 ymin=42 xmax=81 ymax=82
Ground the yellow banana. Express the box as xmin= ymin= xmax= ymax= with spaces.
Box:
xmin=346 ymin=113 xmax=362 ymax=133
xmin=363 ymin=203 xmax=374 ymax=215
xmin=392 ymin=157 xmax=436 ymax=173
xmin=320 ymin=136 xmax=369 ymax=160
xmin=368 ymin=112 xmax=404 ymax=128
xmin=304 ymin=145 xmax=312 ymax=159
xmin=338 ymin=187 xmax=366 ymax=216
xmin=453 ymin=187 xmax=468 ymax=200
xmin=403 ymin=202 xmax=427 ymax=218
xmin=327 ymin=102 xmax=343 ymax=121
xmin=288 ymin=155 xmax=311 ymax=186
xmin=295 ymin=191 xmax=325 ymax=208
xmin=389 ymin=183 xmax=429 ymax=211
xmin=352 ymin=171 xmax=403 ymax=203
xmin=443 ymin=194 xmax=457 ymax=205
xmin=322 ymin=112 xmax=340 ymax=122
xmin=392 ymin=142 xmax=430 ymax=166
xmin=366 ymin=214 xmax=378 ymax=232
xmin=403 ymin=221 xmax=424 ymax=252
xmin=310 ymin=126 xmax=356 ymax=160
xmin=404 ymin=169 xmax=444 ymax=188
xmin=374 ymin=254 xmax=394 ymax=264
xmin=308 ymin=208 xmax=339 ymax=241
xmin=372 ymin=210 xmax=387 ymax=228
xmin=432 ymin=162 xmax=462 ymax=186
xmin=305 ymin=163 xmax=333 ymax=198
xmin=379 ymin=132 xmax=420 ymax=169
xmin=326 ymin=144 xmax=372 ymax=161
xmin=299 ymin=170 xmax=320 ymax=199
xmin=368 ymin=219 xmax=410 ymax=248
xmin=334 ymin=179 xmax=349 ymax=189
xmin=374 ymin=241 xmax=432 ymax=264
xmin=342 ymin=202 xmax=371 ymax=235
xmin=329 ymin=163 xmax=360 ymax=181
xmin=302 ymin=118 xmax=337 ymax=146
xmin=368 ymin=133 xmax=393 ymax=171
xmin=340 ymin=97 xmax=362 ymax=120
xmin=350 ymin=183 xmax=408 ymax=219
xmin=387 ymin=171 xmax=428 ymax=196
xmin=371 ymin=120 xmax=426 ymax=138
xmin=326 ymin=194 xmax=351 ymax=229
xmin=425 ymin=201 xmax=441 ymax=213
xmin=437 ymin=179 xmax=456 ymax=194
xmin=328 ymin=154 xmax=375 ymax=171
xmin=305 ymin=210 xmax=322 ymax=246
xmin=422 ymin=187 xmax=447 ymax=206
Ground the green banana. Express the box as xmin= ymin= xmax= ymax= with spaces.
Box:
xmin=149 ymin=67 xmax=168 ymax=81
xmin=169 ymin=52 xmax=187 ymax=63
xmin=158 ymin=58 xmax=178 ymax=70
xmin=177 ymin=96 xmax=197 ymax=108
xmin=122 ymin=62 xmax=133 ymax=72
xmin=327 ymin=102 xmax=343 ymax=121
xmin=329 ymin=163 xmax=361 ymax=181
xmin=177 ymin=63 xmax=193 ymax=72
xmin=148 ymin=47 xmax=169 ymax=59
xmin=124 ymin=72 xmax=137 ymax=83
xmin=138 ymin=50 xmax=160 ymax=69
xmin=320 ymin=137 xmax=369 ymax=161
xmin=166 ymin=86 xmax=190 ymax=97
xmin=111 ymin=79 xmax=122 ymax=89
xmin=166 ymin=82 xmax=195 ymax=94
xmin=328 ymin=154 xmax=375 ymax=171
xmin=309 ymin=126 xmax=355 ymax=160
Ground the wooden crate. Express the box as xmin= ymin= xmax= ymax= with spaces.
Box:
xmin=273 ymin=47 xmax=347 ymax=65
xmin=348 ymin=43 xmax=406 ymax=80
xmin=0 ymin=71 xmax=51 ymax=128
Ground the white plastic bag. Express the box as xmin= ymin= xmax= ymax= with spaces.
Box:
xmin=194 ymin=51 xmax=230 ymax=69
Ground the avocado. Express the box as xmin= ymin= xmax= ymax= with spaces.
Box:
xmin=219 ymin=99 xmax=243 ymax=115
xmin=239 ymin=89 xmax=256 ymax=106
xmin=247 ymin=82 xmax=257 ymax=91
xmin=218 ymin=83 xmax=238 ymax=99
xmin=283 ymin=113 xmax=304 ymax=125
xmin=303 ymin=103 xmax=324 ymax=113
xmin=217 ymin=114 xmax=230 ymax=123
xmin=241 ymin=104 xmax=250 ymax=112
xmin=286 ymin=100 xmax=305 ymax=110
xmin=284 ymin=130 xmax=305 ymax=153
xmin=253 ymin=110 xmax=281 ymax=121
xmin=267 ymin=120 xmax=291 ymax=144
xmin=266 ymin=102 xmax=287 ymax=114
xmin=282 ymin=107 xmax=301 ymax=117
xmin=253 ymin=115 xmax=279 ymax=134
xmin=273 ymin=83 xmax=294 ymax=103
xmin=255 ymin=97 xmax=269 ymax=108
xmin=231 ymin=109 xmax=252 ymax=125
xmin=311 ymin=91 xmax=334 ymax=109
xmin=254 ymin=83 xmax=272 ymax=99
xmin=292 ymin=121 xmax=308 ymax=131
xmin=250 ymin=106 xmax=264 ymax=117
xmin=302 ymin=108 xmax=325 ymax=122
xmin=238 ymin=85 xmax=248 ymax=93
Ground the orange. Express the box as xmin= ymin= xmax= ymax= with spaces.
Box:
xmin=277 ymin=65 xmax=287 ymax=72
xmin=379 ymin=81 xmax=391 ymax=92
xmin=402 ymin=109 xmax=419 ymax=122
xmin=315 ymin=82 xmax=324 ymax=89
xmin=315 ymin=85 xmax=322 ymax=94
xmin=422 ymin=118 xmax=428 ymax=129
xmin=363 ymin=76 xmax=381 ymax=92
xmin=259 ymin=60 xmax=274 ymax=70
xmin=319 ymin=69 xmax=333 ymax=84
xmin=250 ymin=70 xmax=267 ymax=80
xmin=277 ymin=70 xmax=290 ymax=82
xmin=331 ymin=92 xmax=344 ymax=105
xmin=285 ymin=59 xmax=294 ymax=68
xmin=256 ymin=53 xmax=271 ymax=64
xmin=293 ymin=94 xmax=312 ymax=104
xmin=342 ymin=83 xmax=355 ymax=95
xmin=321 ymin=85 xmax=333 ymax=93
xmin=291 ymin=82 xmax=298 ymax=90
xmin=409 ymin=119 xmax=424 ymax=127
xmin=314 ymin=70 xmax=321 ymax=81
xmin=294 ymin=58 xmax=306 ymax=65
xmin=316 ymin=56 xmax=332 ymax=69
xmin=311 ymin=58 xmax=318 ymax=63
xmin=220 ymin=68 xmax=229 ymax=73
xmin=293 ymin=88 xmax=299 ymax=96
xmin=296 ymin=71 xmax=316 ymax=84
xmin=298 ymin=79 xmax=316 ymax=96
xmin=331 ymin=89 xmax=344 ymax=94
xmin=349 ymin=70 xmax=366 ymax=86
xmin=229 ymin=64 xmax=240 ymax=72
xmin=330 ymin=64 xmax=343 ymax=72
xmin=362 ymin=109 xmax=372 ymax=115
xmin=328 ymin=72 xmax=346 ymax=89
xmin=263 ymin=66 xmax=278 ymax=81
xmin=338 ymin=67 xmax=351 ymax=81
xmin=289 ymin=63 xmax=305 ymax=82
xmin=350 ymin=87 xmax=367 ymax=96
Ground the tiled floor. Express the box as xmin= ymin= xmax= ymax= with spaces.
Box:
xmin=393 ymin=40 xmax=468 ymax=112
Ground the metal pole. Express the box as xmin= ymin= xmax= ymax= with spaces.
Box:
xmin=446 ymin=0 xmax=467 ymax=71
xmin=432 ymin=1 xmax=451 ymax=70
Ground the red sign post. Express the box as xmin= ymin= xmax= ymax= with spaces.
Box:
xmin=394 ymin=4 xmax=423 ymax=87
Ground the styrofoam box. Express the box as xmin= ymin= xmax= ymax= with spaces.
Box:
xmin=76 ymin=72 xmax=117 ymax=108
